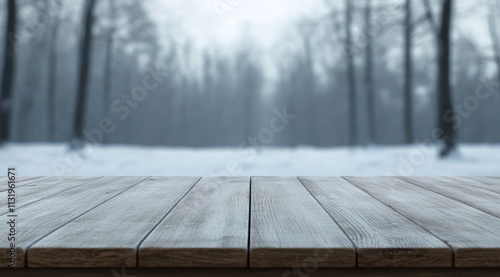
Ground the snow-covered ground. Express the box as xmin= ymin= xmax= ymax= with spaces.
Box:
xmin=0 ymin=143 xmax=499 ymax=176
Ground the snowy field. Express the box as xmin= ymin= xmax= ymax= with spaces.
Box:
xmin=0 ymin=143 xmax=499 ymax=176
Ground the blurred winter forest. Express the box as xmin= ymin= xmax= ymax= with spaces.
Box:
xmin=0 ymin=0 xmax=499 ymax=158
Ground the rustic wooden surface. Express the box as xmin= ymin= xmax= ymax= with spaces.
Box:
xmin=0 ymin=176 xmax=99 ymax=213
xmin=0 ymin=176 xmax=50 ymax=192
xmin=462 ymin=176 xmax=500 ymax=194
xmin=28 ymin=177 xmax=200 ymax=268
xmin=0 ymin=176 xmax=147 ymax=267
xmin=0 ymin=176 xmax=499 ymax=270
xmin=139 ymin=177 xmax=249 ymax=268
xmin=346 ymin=176 xmax=500 ymax=267
xmin=298 ymin=176 xmax=451 ymax=267
xmin=398 ymin=176 xmax=500 ymax=217
xmin=250 ymin=176 xmax=355 ymax=268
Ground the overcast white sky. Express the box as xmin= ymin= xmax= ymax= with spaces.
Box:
xmin=141 ymin=0 xmax=500 ymax=90
xmin=146 ymin=0 xmax=326 ymax=49
xmin=145 ymin=0 xmax=495 ymax=51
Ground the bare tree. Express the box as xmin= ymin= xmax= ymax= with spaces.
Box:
xmin=403 ymin=0 xmax=413 ymax=144
xmin=0 ymin=0 xmax=17 ymax=144
xmin=17 ymin=1 xmax=49 ymax=141
xmin=423 ymin=0 xmax=456 ymax=157
xmin=203 ymin=51 xmax=214 ymax=144
xmin=101 ymin=0 xmax=116 ymax=143
xmin=46 ymin=0 xmax=63 ymax=141
xmin=345 ymin=0 xmax=358 ymax=146
xmin=365 ymin=0 xmax=375 ymax=144
xmin=488 ymin=1 xmax=500 ymax=85
xmin=71 ymin=0 xmax=97 ymax=145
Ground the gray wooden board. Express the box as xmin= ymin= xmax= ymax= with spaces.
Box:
xmin=139 ymin=177 xmax=250 ymax=268
xmin=398 ymin=176 xmax=500 ymax=218
xmin=15 ymin=176 xmax=45 ymax=183
xmin=249 ymin=176 xmax=355 ymax=268
xmin=298 ymin=177 xmax=452 ymax=267
xmin=0 ymin=176 xmax=100 ymax=214
xmin=345 ymin=176 xmax=500 ymax=267
xmin=0 ymin=176 xmax=50 ymax=192
xmin=461 ymin=176 xmax=500 ymax=194
xmin=0 ymin=176 xmax=147 ymax=268
xmin=28 ymin=177 xmax=200 ymax=268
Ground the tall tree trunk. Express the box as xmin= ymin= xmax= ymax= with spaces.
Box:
xmin=345 ymin=0 xmax=358 ymax=146
xmin=437 ymin=0 xmax=455 ymax=157
xmin=488 ymin=4 xmax=500 ymax=87
xmin=0 ymin=0 xmax=17 ymax=144
xmin=365 ymin=0 xmax=375 ymax=144
xmin=404 ymin=0 xmax=413 ymax=144
xmin=71 ymin=0 xmax=96 ymax=144
xmin=47 ymin=11 xmax=61 ymax=142
xmin=102 ymin=0 xmax=116 ymax=144
xmin=204 ymin=52 xmax=215 ymax=145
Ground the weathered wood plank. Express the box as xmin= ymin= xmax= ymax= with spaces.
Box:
xmin=399 ymin=176 xmax=500 ymax=218
xmin=139 ymin=177 xmax=250 ymax=268
xmin=3 ymin=176 xmax=45 ymax=184
xmin=0 ymin=176 xmax=50 ymax=192
xmin=0 ymin=176 xmax=147 ymax=268
xmin=28 ymin=177 xmax=200 ymax=268
xmin=250 ymin=176 xmax=355 ymax=268
xmin=298 ymin=176 xmax=452 ymax=267
xmin=0 ymin=177 xmax=99 ymax=214
xmin=15 ymin=176 xmax=45 ymax=183
xmin=462 ymin=176 xmax=500 ymax=194
xmin=345 ymin=176 xmax=500 ymax=267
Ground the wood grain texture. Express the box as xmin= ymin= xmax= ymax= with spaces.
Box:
xmin=0 ymin=176 xmax=99 ymax=214
xmin=399 ymin=176 xmax=500 ymax=218
xmin=28 ymin=177 xmax=200 ymax=268
xmin=298 ymin=177 xmax=451 ymax=267
xmin=345 ymin=176 xmax=500 ymax=267
xmin=0 ymin=176 xmax=50 ymax=192
xmin=139 ymin=177 xmax=250 ymax=268
xmin=250 ymin=176 xmax=355 ymax=268
xmin=15 ymin=176 xmax=46 ymax=183
xmin=462 ymin=176 xmax=500 ymax=194
xmin=0 ymin=176 xmax=147 ymax=268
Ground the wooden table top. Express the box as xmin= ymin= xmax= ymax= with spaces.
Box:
xmin=1 ymin=176 xmax=500 ymax=276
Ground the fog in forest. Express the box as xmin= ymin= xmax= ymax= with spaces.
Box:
xmin=1 ymin=0 xmax=499 ymax=158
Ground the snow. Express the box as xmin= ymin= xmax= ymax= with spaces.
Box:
xmin=0 ymin=143 xmax=499 ymax=176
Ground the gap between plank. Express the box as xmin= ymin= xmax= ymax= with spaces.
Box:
xmin=396 ymin=177 xmax=500 ymax=221
xmin=0 ymin=176 xmax=52 ymax=192
xmin=341 ymin=177 xmax=456 ymax=268
xmin=23 ymin=176 xmax=151 ymax=265
xmin=461 ymin=177 xmax=500 ymax=196
xmin=296 ymin=176 xmax=359 ymax=267
xmin=0 ymin=177 xmax=103 ymax=216
xmin=134 ymin=176 xmax=203 ymax=266
xmin=247 ymin=177 xmax=252 ymax=268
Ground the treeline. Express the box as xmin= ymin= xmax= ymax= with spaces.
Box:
xmin=0 ymin=0 xmax=499 ymax=156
